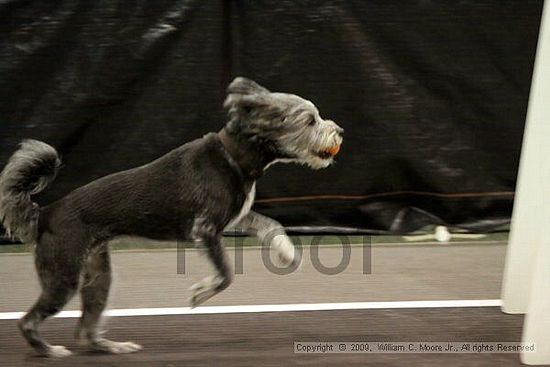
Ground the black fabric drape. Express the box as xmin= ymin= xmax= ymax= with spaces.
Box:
xmin=0 ymin=0 xmax=543 ymax=236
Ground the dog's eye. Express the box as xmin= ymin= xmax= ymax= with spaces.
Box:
xmin=308 ymin=118 xmax=316 ymax=126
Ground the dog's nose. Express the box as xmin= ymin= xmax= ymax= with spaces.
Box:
xmin=336 ymin=127 xmax=344 ymax=136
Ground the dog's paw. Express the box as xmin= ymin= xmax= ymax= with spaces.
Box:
xmin=188 ymin=291 xmax=212 ymax=309
xmin=188 ymin=275 xmax=223 ymax=308
xmin=45 ymin=345 xmax=72 ymax=358
xmin=88 ymin=338 xmax=142 ymax=354
xmin=272 ymin=235 xmax=300 ymax=268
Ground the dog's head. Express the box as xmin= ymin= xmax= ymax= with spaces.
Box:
xmin=223 ymin=77 xmax=343 ymax=169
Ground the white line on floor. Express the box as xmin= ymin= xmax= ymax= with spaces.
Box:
xmin=0 ymin=299 xmax=502 ymax=320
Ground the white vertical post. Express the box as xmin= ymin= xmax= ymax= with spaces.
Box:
xmin=522 ymin=213 xmax=550 ymax=364
xmin=501 ymin=0 xmax=550 ymax=315
xmin=500 ymin=0 xmax=550 ymax=364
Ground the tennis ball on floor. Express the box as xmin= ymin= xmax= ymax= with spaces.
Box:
xmin=435 ymin=226 xmax=451 ymax=243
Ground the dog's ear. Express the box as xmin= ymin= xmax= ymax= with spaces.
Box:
xmin=224 ymin=93 xmax=271 ymax=116
xmin=224 ymin=78 xmax=281 ymax=128
xmin=227 ymin=77 xmax=270 ymax=95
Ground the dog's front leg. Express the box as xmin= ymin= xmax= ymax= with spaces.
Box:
xmin=235 ymin=211 xmax=300 ymax=267
xmin=189 ymin=219 xmax=233 ymax=308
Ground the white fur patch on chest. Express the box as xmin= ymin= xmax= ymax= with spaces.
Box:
xmin=226 ymin=183 xmax=256 ymax=229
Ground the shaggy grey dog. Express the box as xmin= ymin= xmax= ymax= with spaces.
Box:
xmin=0 ymin=77 xmax=343 ymax=358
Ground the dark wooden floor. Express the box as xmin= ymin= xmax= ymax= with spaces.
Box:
xmin=0 ymin=307 xmax=540 ymax=367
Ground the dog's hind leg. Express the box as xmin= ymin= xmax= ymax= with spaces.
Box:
xmin=189 ymin=222 xmax=233 ymax=307
xmin=76 ymin=244 xmax=142 ymax=354
xmin=19 ymin=287 xmax=78 ymax=357
xmin=18 ymin=242 xmax=81 ymax=357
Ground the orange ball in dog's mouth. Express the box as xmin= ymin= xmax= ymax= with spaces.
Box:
xmin=325 ymin=145 xmax=340 ymax=156
xmin=317 ymin=145 xmax=341 ymax=159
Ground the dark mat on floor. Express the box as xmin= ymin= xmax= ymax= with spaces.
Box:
xmin=1 ymin=307 xmax=543 ymax=367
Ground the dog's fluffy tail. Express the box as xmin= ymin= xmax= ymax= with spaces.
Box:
xmin=0 ymin=140 xmax=61 ymax=243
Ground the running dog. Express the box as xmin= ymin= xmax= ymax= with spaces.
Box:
xmin=0 ymin=77 xmax=343 ymax=357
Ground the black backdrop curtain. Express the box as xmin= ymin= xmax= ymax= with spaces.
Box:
xmin=0 ymin=0 xmax=543 ymax=237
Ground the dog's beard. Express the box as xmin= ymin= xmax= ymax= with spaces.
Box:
xmin=275 ymin=125 xmax=342 ymax=170
xmin=301 ymin=156 xmax=334 ymax=169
